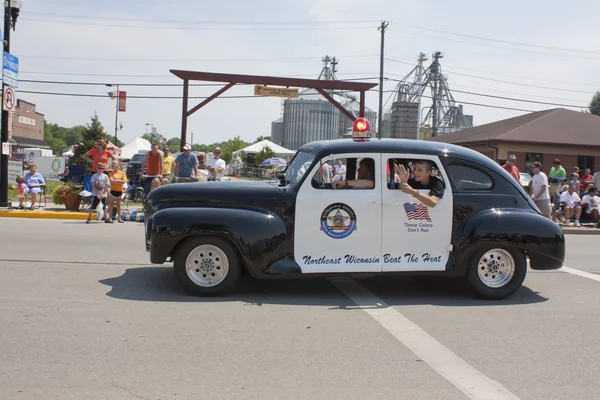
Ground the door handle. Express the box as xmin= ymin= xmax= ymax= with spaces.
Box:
xmin=372 ymin=201 xmax=381 ymax=205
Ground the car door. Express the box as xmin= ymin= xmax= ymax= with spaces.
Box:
xmin=294 ymin=153 xmax=382 ymax=273
xmin=380 ymin=154 xmax=453 ymax=271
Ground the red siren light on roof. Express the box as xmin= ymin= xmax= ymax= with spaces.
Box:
xmin=352 ymin=117 xmax=371 ymax=142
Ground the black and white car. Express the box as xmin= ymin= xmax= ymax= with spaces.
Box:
xmin=144 ymin=126 xmax=565 ymax=300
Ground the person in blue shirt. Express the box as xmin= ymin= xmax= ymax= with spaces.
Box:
xmin=173 ymin=144 xmax=200 ymax=183
xmin=24 ymin=163 xmax=45 ymax=210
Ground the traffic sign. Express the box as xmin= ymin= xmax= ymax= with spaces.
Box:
xmin=3 ymin=52 xmax=19 ymax=88
xmin=3 ymin=86 xmax=15 ymax=111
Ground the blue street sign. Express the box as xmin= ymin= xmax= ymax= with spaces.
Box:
xmin=3 ymin=52 xmax=19 ymax=88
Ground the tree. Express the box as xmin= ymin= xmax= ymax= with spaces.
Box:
xmin=74 ymin=113 xmax=107 ymax=158
xmin=590 ymin=91 xmax=600 ymax=116
xmin=166 ymin=137 xmax=181 ymax=149
xmin=255 ymin=146 xmax=276 ymax=166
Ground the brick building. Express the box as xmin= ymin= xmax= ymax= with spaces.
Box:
xmin=10 ymin=99 xmax=50 ymax=153
xmin=428 ymin=108 xmax=600 ymax=175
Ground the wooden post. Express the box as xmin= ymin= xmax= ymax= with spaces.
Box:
xmin=180 ymin=79 xmax=189 ymax=151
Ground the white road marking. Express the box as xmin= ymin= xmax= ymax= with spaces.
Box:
xmin=331 ymin=278 xmax=520 ymax=400
xmin=560 ymin=266 xmax=600 ymax=282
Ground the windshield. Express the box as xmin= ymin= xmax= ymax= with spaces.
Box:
xmin=283 ymin=151 xmax=315 ymax=185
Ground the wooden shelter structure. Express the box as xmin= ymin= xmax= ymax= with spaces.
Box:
xmin=170 ymin=70 xmax=378 ymax=151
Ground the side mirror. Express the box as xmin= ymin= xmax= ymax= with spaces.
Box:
xmin=278 ymin=174 xmax=288 ymax=186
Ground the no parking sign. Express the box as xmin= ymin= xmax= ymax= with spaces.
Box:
xmin=3 ymin=86 xmax=15 ymax=111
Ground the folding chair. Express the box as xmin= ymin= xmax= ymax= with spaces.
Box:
xmin=35 ymin=185 xmax=47 ymax=208
xmin=79 ymin=176 xmax=93 ymax=210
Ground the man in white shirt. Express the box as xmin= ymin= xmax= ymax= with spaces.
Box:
xmin=558 ymin=184 xmax=582 ymax=227
xmin=581 ymin=186 xmax=600 ymax=228
xmin=530 ymin=161 xmax=552 ymax=219
xmin=207 ymin=147 xmax=227 ymax=181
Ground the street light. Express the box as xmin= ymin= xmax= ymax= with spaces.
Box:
xmin=1 ymin=0 xmax=24 ymax=208
xmin=106 ymin=84 xmax=119 ymax=145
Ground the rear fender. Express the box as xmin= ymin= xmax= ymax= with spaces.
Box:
xmin=453 ymin=209 xmax=565 ymax=272
xmin=149 ymin=207 xmax=289 ymax=276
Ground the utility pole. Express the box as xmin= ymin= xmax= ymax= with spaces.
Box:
xmin=1 ymin=0 xmax=13 ymax=207
xmin=377 ymin=21 xmax=389 ymax=140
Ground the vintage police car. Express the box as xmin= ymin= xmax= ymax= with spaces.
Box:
xmin=144 ymin=125 xmax=565 ymax=300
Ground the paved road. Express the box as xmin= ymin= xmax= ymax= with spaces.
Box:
xmin=1 ymin=219 xmax=599 ymax=400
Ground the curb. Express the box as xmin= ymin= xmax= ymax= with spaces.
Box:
xmin=0 ymin=210 xmax=144 ymax=222
xmin=561 ymin=227 xmax=600 ymax=235
xmin=0 ymin=210 xmax=96 ymax=220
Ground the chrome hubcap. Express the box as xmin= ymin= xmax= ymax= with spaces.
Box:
xmin=477 ymin=249 xmax=515 ymax=288
xmin=185 ymin=245 xmax=229 ymax=287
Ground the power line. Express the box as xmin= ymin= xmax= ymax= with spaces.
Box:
xmin=19 ymin=75 xmax=589 ymax=108
xmin=387 ymin=28 xmax=600 ymax=61
xmin=15 ymin=54 xmax=379 ymax=63
xmin=382 ymin=77 xmax=588 ymax=108
xmin=389 ymin=21 xmax=600 ymax=55
xmin=19 ymin=76 xmax=380 ymax=87
xmin=386 ymin=55 xmax=600 ymax=88
xmin=385 ymin=58 xmax=595 ymax=94
xmin=20 ymin=17 xmax=375 ymax=31
xmin=16 ymin=88 xmax=540 ymax=113
xmin=23 ymin=12 xmax=379 ymax=26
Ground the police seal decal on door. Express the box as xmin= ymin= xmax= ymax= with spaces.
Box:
xmin=320 ymin=203 xmax=357 ymax=239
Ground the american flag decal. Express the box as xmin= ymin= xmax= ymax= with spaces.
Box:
xmin=403 ymin=202 xmax=432 ymax=222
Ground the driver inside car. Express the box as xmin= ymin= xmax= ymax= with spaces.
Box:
xmin=395 ymin=160 xmax=444 ymax=208
xmin=332 ymin=158 xmax=375 ymax=189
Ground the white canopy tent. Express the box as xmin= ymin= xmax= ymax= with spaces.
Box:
xmin=233 ymin=140 xmax=295 ymax=159
xmin=120 ymin=136 xmax=152 ymax=159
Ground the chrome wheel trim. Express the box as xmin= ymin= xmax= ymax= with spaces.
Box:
xmin=477 ymin=249 xmax=515 ymax=288
xmin=185 ymin=244 xmax=229 ymax=288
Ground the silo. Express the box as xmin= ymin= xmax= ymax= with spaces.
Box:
xmin=271 ymin=118 xmax=284 ymax=145
xmin=281 ymin=89 xmax=378 ymax=150
xmin=282 ymin=89 xmax=341 ymax=150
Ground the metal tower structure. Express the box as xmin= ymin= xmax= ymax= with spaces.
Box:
xmin=388 ymin=51 xmax=473 ymax=136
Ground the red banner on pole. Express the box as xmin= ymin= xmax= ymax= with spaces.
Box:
xmin=118 ymin=91 xmax=127 ymax=112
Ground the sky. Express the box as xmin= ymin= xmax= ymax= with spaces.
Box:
xmin=10 ymin=0 xmax=600 ymax=147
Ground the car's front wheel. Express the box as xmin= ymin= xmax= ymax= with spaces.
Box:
xmin=467 ymin=246 xmax=527 ymax=300
xmin=174 ymin=236 xmax=242 ymax=296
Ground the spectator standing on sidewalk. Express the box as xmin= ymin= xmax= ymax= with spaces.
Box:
xmin=86 ymin=163 xmax=111 ymax=224
xmin=548 ymin=159 xmax=566 ymax=202
xmin=173 ymin=144 xmax=200 ymax=183
xmin=162 ymin=146 xmax=175 ymax=182
xmin=206 ymin=147 xmax=226 ymax=181
xmin=83 ymin=139 xmax=115 ymax=174
xmin=502 ymin=154 xmax=520 ymax=182
xmin=141 ymin=143 xmax=163 ymax=195
xmin=531 ymin=161 xmax=552 ymax=219
xmin=107 ymin=161 xmax=128 ymax=223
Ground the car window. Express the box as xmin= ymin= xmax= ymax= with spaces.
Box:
xmin=284 ymin=150 xmax=315 ymax=185
xmin=448 ymin=164 xmax=493 ymax=191
xmin=312 ymin=156 xmax=375 ymax=190
xmin=386 ymin=158 xmax=445 ymax=190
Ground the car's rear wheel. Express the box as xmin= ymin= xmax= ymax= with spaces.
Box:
xmin=467 ymin=245 xmax=526 ymax=300
xmin=174 ymin=236 xmax=241 ymax=296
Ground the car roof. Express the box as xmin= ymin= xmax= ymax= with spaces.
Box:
xmin=299 ymin=138 xmax=498 ymax=168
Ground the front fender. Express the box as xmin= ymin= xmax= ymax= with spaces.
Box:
xmin=148 ymin=207 xmax=289 ymax=275
xmin=453 ymin=209 xmax=565 ymax=272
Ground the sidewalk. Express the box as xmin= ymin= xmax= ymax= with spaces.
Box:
xmin=0 ymin=202 xmax=144 ymax=221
